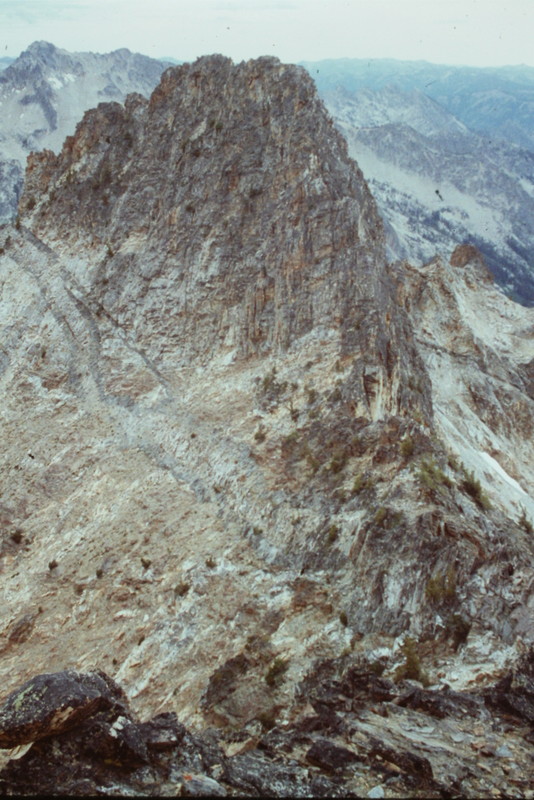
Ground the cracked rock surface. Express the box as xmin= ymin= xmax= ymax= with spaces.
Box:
xmin=0 ymin=658 xmax=533 ymax=797
xmin=0 ymin=54 xmax=533 ymax=796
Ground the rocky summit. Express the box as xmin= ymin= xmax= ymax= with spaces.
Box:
xmin=0 ymin=55 xmax=533 ymax=797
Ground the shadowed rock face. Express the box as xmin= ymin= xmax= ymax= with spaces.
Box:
xmin=21 ymin=57 xmax=394 ymax=366
xmin=0 ymin=669 xmax=128 ymax=748
xmin=21 ymin=56 xmax=433 ymax=430
xmin=0 ymin=54 xmax=533 ymax=773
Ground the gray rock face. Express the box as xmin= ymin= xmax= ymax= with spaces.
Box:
xmin=0 ymin=41 xmax=168 ymax=222
xmin=0 ymin=669 xmax=128 ymax=748
xmin=1 ymin=659 xmax=533 ymax=797
xmin=22 ymin=56 xmax=387 ymax=360
xmin=21 ymin=54 xmax=428 ymax=428
xmin=0 ymin=159 xmax=23 ymax=221
xmin=0 ymin=54 xmax=533 ymax=783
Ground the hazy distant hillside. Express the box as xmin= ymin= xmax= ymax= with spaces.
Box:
xmin=303 ymin=58 xmax=534 ymax=305
xmin=302 ymin=58 xmax=534 ymax=150
xmin=0 ymin=41 xmax=168 ymax=222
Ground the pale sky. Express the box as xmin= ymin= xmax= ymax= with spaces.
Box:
xmin=1 ymin=0 xmax=533 ymax=68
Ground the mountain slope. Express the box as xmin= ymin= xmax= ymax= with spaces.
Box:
xmin=303 ymin=63 xmax=534 ymax=305
xmin=302 ymin=58 xmax=534 ymax=150
xmin=0 ymin=57 xmax=533 ymax=794
xmin=0 ymin=41 xmax=168 ymax=222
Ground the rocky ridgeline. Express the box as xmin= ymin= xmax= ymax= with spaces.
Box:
xmin=21 ymin=54 xmax=419 ymax=386
xmin=0 ymin=55 xmax=533 ymax=796
xmin=0 ymin=41 xmax=168 ymax=222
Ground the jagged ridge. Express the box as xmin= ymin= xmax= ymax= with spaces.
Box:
xmin=0 ymin=56 xmax=532 ymax=786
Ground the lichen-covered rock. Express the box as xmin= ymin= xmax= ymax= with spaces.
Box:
xmin=0 ymin=669 xmax=128 ymax=748
xmin=305 ymin=737 xmax=362 ymax=772
xmin=0 ymin=671 xmax=187 ymax=795
xmin=1 ymin=665 xmax=534 ymax=797
xmin=179 ymin=773 xmax=228 ymax=797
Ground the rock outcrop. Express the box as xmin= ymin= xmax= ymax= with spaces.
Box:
xmin=1 ymin=659 xmax=533 ymax=797
xmin=0 ymin=669 xmax=129 ymax=748
xmin=0 ymin=54 xmax=533 ymax=796
xmin=21 ymin=55 xmax=408 ymax=378
xmin=0 ymin=41 xmax=168 ymax=222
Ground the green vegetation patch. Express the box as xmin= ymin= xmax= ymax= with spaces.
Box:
xmin=265 ymin=657 xmax=289 ymax=688
xmin=425 ymin=565 xmax=458 ymax=607
xmin=394 ymin=637 xmax=430 ymax=686
xmin=416 ymin=458 xmax=453 ymax=493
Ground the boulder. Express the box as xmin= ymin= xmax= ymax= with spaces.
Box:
xmin=0 ymin=669 xmax=128 ymax=748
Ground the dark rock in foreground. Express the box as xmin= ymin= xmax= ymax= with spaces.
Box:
xmin=1 ymin=659 xmax=534 ymax=797
xmin=0 ymin=669 xmax=129 ymax=748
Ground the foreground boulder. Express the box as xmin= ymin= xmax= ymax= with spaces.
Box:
xmin=0 ymin=669 xmax=129 ymax=748
xmin=0 ymin=669 xmax=190 ymax=796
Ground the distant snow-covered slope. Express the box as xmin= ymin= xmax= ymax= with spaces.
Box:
xmin=0 ymin=41 xmax=168 ymax=222
xmin=325 ymin=84 xmax=468 ymax=137
xmin=304 ymin=65 xmax=534 ymax=305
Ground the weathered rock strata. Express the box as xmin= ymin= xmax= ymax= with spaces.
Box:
xmin=1 ymin=660 xmax=533 ymax=797
xmin=21 ymin=55 xmax=411 ymax=387
xmin=0 ymin=54 xmax=533 ymax=798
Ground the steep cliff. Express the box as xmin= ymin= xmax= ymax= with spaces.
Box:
xmin=1 ymin=58 xmax=533 ymax=793
xmin=22 ymin=56 xmax=402 ymax=376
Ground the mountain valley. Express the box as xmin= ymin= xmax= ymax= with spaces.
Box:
xmin=303 ymin=58 xmax=534 ymax=306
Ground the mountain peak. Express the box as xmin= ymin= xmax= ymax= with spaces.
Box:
xmin=450 ymin=242 xmax=492 ymax=280
xmin=19 ymin=40 xmax=62 ymax=66
xmin=1 ymin=49 xmax=534 ymax=800
xmin=26 ymin=40 xmax=59 ymax=55
xmin=21 ymin=54 xmax=391 ymax=364
xmin=0 ymin=43 xmax=169 ymax=222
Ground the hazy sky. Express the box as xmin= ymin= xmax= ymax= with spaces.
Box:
xmin=1 ymin=0 xmax=533 ymax=68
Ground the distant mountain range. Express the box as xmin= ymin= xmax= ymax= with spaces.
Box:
xmin=0 ymin=41 xmax=168 ymax=222
xmin=302 ymin=59 xmax=534 ymax=304
xmin=302 ymin=58 xmax=534 ymax=150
